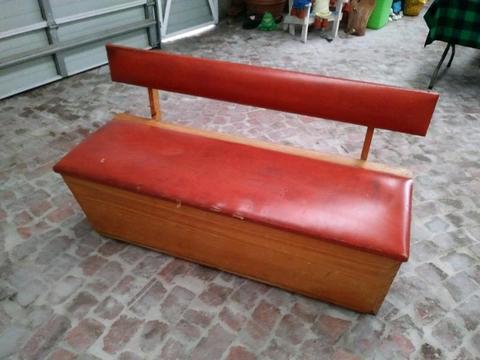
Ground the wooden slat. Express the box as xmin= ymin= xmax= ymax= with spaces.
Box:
xmin=63 ymin=175 xmax=401 ymax=313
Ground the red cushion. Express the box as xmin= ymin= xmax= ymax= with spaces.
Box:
xmin=107 ymin=44 xmax=439 ymax=136
xmin=54 ymin=120 xmax=411 ymax=261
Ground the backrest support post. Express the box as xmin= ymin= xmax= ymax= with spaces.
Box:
xmin=148 ymin=88 xmax=161 ymax=121
xmin=361 ymin=126 xmax=375 ymax=161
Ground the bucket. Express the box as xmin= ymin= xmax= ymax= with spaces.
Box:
xmin=404 ymin=0 xmax=426 ymax=16
xmin=367 ymin=0 xmax=393 ymax=29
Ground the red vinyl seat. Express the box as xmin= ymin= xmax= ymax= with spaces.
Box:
xmin=54 ymin=119 xmax=411 ymax=262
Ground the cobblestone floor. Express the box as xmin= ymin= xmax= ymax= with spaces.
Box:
xmin=1 ymin=8 xmax=480 ymax=360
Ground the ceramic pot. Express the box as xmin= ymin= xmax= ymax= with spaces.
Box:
xmin=245 ymin=0 xmax=287 ymax=17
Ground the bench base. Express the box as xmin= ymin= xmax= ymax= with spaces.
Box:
xmin=63 ymin=175 xmax=401 ymax=313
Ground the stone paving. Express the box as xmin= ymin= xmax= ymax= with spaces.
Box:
xmin=1 ymin=7 xmax=480 ymax=360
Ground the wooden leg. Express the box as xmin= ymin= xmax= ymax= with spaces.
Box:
xmin=361 ymin=126 xmax=374 ymax=161
xmin=148 ymin=88 xmax=161 ymax=121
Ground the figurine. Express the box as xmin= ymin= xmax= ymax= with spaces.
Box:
xmin=313 ymin=0 xmax=331 ymax=29
xmin=290 ymin=0 xmax=312 ymax=18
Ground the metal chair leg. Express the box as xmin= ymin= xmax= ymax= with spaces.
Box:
xmin=447 ymin=43 xmax=455 ymax=68
xmin=428 ymin=42 xmax=451 ymax=89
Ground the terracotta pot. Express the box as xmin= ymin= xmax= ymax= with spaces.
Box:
xmin=245 ymin=0 xmax=287 ymax=17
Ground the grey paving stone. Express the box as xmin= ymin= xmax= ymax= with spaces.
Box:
xmin=0 ymin=13 xmax=479 ymax=360
xmin=0 ymin=324 xmax=31 ymax=359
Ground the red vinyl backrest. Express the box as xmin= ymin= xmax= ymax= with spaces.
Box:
xmin=106 ymin=44 xmax=438 ymax=136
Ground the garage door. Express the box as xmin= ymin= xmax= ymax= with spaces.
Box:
xmin=0 ymin=0 xmax=218 ymax=99
xmin=158 ymin=0 xmax=218 ymax=38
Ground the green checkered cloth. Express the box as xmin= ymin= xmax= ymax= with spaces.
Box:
xmin=424 ymin=0 xmax=480 ymax=49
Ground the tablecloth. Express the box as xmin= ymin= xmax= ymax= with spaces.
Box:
xmin=424 ymin=0 xmax=480 ymax=49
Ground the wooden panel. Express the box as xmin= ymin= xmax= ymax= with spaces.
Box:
xmin=63 ymin=175 xmax=401 ymax=313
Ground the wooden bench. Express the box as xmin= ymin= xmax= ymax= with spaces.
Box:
xmin=54 ymin=44 xmax=439 ymax=313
